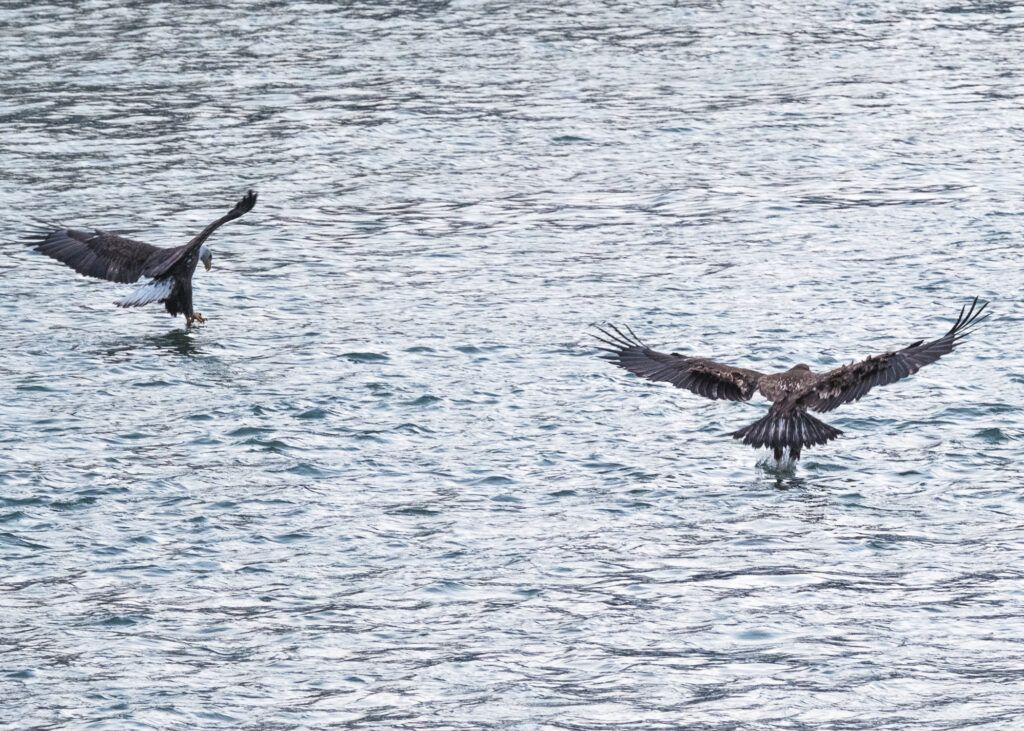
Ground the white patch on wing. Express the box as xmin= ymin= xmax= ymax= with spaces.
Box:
xmin=115 ymin=277 xmax=174 ymax=308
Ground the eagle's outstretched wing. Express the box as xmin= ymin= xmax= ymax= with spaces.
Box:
xmin=595 ymin=324 xmax=764 ymax=402
xmin=797 ymin=297 xmax=989 ymax=413
xmin=145 ymin=189 xmax=257 ymax=278
xmin=24 ymin=228 xmax=161 ymax=284
xmin=26 ymin=190 xmax=258 ymax=284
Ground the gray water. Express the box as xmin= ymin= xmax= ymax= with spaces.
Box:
xmin=2 ymin=1 xmax=1024 ymax=728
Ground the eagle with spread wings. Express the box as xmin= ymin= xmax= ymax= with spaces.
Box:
xmin=24 ymin=190 xmax=257 ymax=327
xmin=595 ymin=298 xmax=988 ymax=461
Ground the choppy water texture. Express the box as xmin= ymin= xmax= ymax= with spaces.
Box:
xmin=2 ymin=1 xmax=1024 ymax=728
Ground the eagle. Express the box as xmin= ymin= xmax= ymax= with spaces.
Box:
xmin=595 ymin=298 xmax=988 ymax=461
xmin=24 ymin=190 xmax=257 ymax=326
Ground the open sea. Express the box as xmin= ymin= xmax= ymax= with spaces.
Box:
xmin=2 ymin=1 xmax=1024 ymax=728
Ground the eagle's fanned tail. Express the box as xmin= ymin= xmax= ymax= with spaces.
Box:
xmin=115 ymin=277 xmax=174 ymax=308
xmin=730 ymin=404 xmax=843 ymax=460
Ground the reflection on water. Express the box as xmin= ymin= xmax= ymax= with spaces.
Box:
xmin=103 ymin=330 xmax=204 ymax=359
xmin=145 ymin=329 xmax=203 ymax=357
xmin=2 ymin=1 xmax=1024 ymax=728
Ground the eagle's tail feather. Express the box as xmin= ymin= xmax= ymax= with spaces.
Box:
xmin=731 ymin=406 xmax=842 ymax=461
xmin=115 ymin=277 xmax=173 ymax=308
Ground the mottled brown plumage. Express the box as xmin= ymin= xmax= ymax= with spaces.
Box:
xmin=25 ymin=190 xmax=257 ymax=326
xmin=595 ymin=298 xmax=988 ymax=461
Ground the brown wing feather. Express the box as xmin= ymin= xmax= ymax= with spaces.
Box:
xmin=25 ymin=228 xmax=162 ymax=284
xmin=145 ymin=189 xmax=257 ymax=278
xmin=798 ymin=298 xmax=989 ymax=413
xmin=26 ymin=190 xmax=258 ymax=284
xmin=594 ymin=324 xmax=763 ymax=402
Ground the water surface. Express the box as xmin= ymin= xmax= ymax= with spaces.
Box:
xmin=2 ymin=1 xmax=1024 ymax=728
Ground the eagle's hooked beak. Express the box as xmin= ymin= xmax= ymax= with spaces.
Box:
xmin=200 ymin=245 xmax=213 ymax=272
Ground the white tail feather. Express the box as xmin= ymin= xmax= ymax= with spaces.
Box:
xmin=115 ymin=278 xmax=174 ymax=308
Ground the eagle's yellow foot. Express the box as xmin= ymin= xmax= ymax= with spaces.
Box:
xmin=186 ymin=312 xmax=207 ymax=326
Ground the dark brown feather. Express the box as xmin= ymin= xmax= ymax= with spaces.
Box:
xmin=797 ymin=297 xmax=989 ymax=413
xmin=730 ymin=399 xmax=843 ymax=459
xmin=23 ymin=190 xmax=258 ymax=284
xmin=594 ymin=324 xmax=763 ymax=402
xmin=596 ymin=299 xmax=988 ymax=461
xmin=146 ymin=189 xmax=258 ymax=278
xmin=25 ymin=229 xmax=162 ymax=284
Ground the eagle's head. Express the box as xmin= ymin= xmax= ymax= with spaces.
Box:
xmin=200 ymin=244 xmax=213 ymax=271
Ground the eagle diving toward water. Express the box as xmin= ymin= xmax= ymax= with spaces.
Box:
xmin=24 ymin=190 xmax=257 ymax=326
xmin=595 ymin=298 xmax=988 ymax=461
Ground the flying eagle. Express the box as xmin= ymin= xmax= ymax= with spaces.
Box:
xmin=24 ymin=190 xmax=257 ymax=326
xmin=595 ymin=298 xmax=989 ymax=461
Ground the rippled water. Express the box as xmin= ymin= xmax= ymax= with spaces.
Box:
xmin=3 ymin=1 xmax=1024 ymax=728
